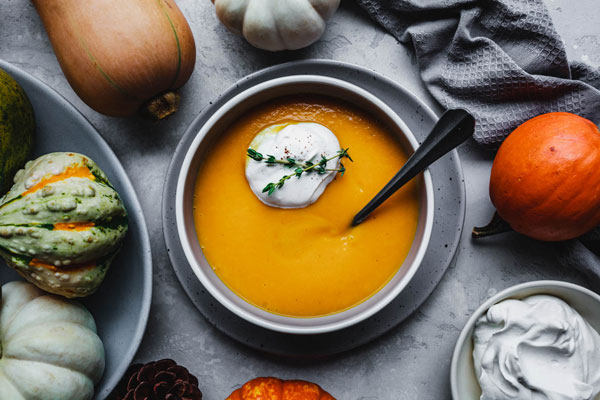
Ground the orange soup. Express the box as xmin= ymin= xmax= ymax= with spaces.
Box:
xmin=193 ymin=96 xmax=420 ymax=317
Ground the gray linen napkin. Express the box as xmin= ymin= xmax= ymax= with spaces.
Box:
xmin=353 ymin=0 xmax=600 ymax=289
xmin=556 ymin=228 xmax=600 ymax=291
xmin=355 ymin=0 xmax=600 ymax=146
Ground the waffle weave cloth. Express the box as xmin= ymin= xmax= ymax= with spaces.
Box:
xmin=355 ymin=0 xmax=600 ymax=146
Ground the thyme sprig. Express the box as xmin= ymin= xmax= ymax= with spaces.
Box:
xmin=247 ymin=148 xmax=353 ymax=195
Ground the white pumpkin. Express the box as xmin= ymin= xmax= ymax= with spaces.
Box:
xmin=214 ymin=0 xmax=340 ymax=51
xmin=0 ymin=281 xmax=104 ymax=400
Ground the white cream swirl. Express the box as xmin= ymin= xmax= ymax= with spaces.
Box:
xmin=245 ymin=122 xmax=341 ymax=208
xmin=473 ymin=295 xmax=600 ymax=400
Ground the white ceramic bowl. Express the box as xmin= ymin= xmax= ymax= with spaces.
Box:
xmin=175 ymin=75 xmax=434 ymax=334
xmin=451 ymin=280 xmax=600 ymax=399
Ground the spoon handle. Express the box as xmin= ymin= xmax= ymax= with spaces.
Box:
xmin=352 ymin=109 xmax=475 ymax=226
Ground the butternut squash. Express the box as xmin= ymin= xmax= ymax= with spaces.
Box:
xmin=32 ymin=0 xmax=196 ymax=120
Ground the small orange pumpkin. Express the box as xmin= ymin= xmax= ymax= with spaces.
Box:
xmin=226 ymin=377 xmax=335 ymax=400
xmin=489 ymin=112 xmax=600 ymax=241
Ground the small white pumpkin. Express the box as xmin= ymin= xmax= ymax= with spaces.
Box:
xmin=0 ymin=281 xmax=104 ymax=400
xmin=214 ymin=0 xmax=340 ymax=51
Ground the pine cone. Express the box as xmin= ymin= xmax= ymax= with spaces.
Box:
xmin=113 ymin=359 xmax=203 ymax=400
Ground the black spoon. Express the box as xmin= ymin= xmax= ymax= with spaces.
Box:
xmin=352 ymin=108 xmax=475 ymax=226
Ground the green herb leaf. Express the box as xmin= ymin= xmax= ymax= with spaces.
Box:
xmin=262 ymin=183 xmax=275 ymax=194
xmin=337 ymin=148 xmax=353 ymax=162
xmin=247 ymin=148 xmax=263 ymax=161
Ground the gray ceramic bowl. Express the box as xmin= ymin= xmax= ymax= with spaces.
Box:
xmin=451 ymin=280 xmax=600 ymax=400
xmin=0 ymin=60 xmax=152 ymax=399
xmin=175 ymin=75 xmax=434 ymax=334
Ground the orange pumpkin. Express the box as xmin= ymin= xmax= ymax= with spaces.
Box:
xmin=226 ymin=377 xmax=335 ymax=400
xmin=489 ymin=112 xmax=600 ymax=241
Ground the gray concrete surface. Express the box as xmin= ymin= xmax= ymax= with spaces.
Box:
xmin=1 ymin=1 xmax=599 ymax=399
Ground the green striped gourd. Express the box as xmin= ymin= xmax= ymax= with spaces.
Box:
xmin=0 ymin=152 xmax=127 ymax=297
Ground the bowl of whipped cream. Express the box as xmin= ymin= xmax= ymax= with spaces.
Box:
xmin=451 ymin=280 xmax=600 ymax=400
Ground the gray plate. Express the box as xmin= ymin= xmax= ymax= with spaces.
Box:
xmin=163 ymin=59 xmax=465 ymax=357
xmin=0 ymin=60 xmax=153 ymax=399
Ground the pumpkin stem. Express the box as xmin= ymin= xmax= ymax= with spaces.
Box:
xmin=472 ymin=211 xmax=513 ymax=238
xmin=141 ymin=91 xmax=180 ymax=120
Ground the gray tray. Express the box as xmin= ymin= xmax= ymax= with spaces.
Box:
xmin=162 ymin=60 xmax=465 ymax=357
xmin=0 ymin=60 xmax=153 ymax=399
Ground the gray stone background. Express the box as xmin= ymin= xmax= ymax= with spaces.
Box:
xmin=1 ymin=0 xmax=600 ymax=399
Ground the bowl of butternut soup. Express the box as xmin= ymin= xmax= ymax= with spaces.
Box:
xmin=176 ymin=75 xmax=434 ymax=334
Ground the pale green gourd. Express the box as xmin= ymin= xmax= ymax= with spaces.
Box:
xmin=0 ymin=281 xmax=105 ymax=400
xmin=0 ymin=152 xmax=127 ymax=297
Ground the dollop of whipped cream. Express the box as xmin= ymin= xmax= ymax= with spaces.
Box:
xmin=245 ymin=122 xmax=341 ymax=208
xmin=473 ymin=295 xmax=600 ymax=400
